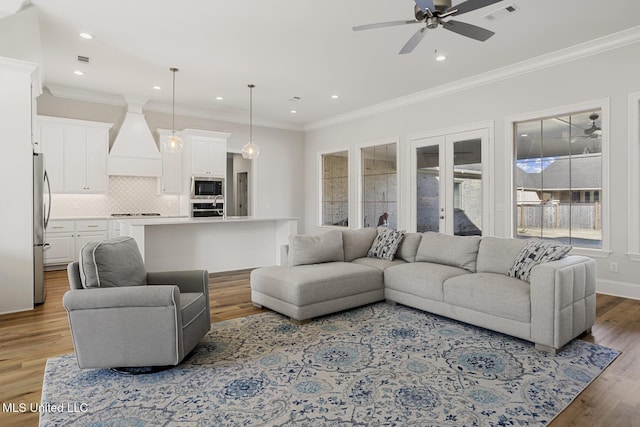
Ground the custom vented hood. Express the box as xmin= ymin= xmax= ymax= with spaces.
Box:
xmin=108 ymin=99 xmax=162 ymax=177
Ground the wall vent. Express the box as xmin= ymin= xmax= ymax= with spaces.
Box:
xmin=483 ymin=3 xmax=519 ymax=21
xmin=77 ymin=55 xmax=90 ymax=63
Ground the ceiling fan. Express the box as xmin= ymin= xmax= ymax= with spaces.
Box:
xmin=353 ymin=0 xmax=502 ymax=54
xmin=582 ymin=113 xmax=602 ymax=138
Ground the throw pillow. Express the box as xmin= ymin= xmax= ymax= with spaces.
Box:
xmin=508 ymin=239 xmax=572 ymax=282
xmin=78 ymin=236 xmax=147 ymax=288
xmin=367 ymin=227 xmax=405 ymax=261
xmin=288 ymin=230 xmax=344 ymax=266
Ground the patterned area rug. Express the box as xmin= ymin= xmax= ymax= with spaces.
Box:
xmin=40 ymin=303 xmax=618 ymax=426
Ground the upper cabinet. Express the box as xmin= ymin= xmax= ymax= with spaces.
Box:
xmin=183 ymin=129 xmax=230 ymax=177
xmin=38 ymin=116 xmax=113 ymax=194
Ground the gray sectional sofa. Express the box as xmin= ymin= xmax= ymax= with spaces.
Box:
xmin=250 ymin=228 xmax=596 ymax=354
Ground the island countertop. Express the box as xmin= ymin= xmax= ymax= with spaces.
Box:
xmin=116 ymin=216 xmax=298 ymax=226
xmin=118 ymin=216 xmax=298 ymax=272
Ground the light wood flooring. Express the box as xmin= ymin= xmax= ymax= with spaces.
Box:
xmin=0 ymin=270 xmax=638 ymax=426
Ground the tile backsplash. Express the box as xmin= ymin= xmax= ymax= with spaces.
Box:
xmin=50 ymin=176 xmax=182 ymax=217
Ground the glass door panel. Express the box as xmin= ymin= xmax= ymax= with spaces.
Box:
xmin=415 ymin=143 xmax=441 ymax=232
xmin=452 ymin=138 xmax=482 ymax=236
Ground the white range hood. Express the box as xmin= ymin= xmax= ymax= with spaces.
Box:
xmin=108 ymin=99 xmax=162 ymax=177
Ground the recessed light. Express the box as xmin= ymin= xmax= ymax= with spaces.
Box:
xmin=79 ymin=32 xmax=93 ymax=40
xmin=73 ymin=70 xmax=85 ymax=76
xmin=215 ymin=96 xmax=224 ymax=101
xmin=290 ymin=110 xmax=297 ymax=114
xmin=153 ymin=85 xmax=162 ymax=90
xmin=331 ymin=95 xmax=339 ymax=99
xmin=436 ymin=55 xmax=447 ymax=61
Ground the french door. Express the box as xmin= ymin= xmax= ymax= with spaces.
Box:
xmin=410 ymin=128 xmax=489 ymax=236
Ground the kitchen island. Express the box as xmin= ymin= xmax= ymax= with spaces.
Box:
xmin=118 ymin=216 xmax=298 ymax=272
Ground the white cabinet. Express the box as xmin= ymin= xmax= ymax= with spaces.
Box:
xmin=38 ymin=116 xmax=113 ymax=194
xmin=183 ymin=129 xmax=230 ymax=177
xmin=44 ymin=219 xmax=109 ymax=266
xmin=156 ymin=129 xmax=184 ymax=194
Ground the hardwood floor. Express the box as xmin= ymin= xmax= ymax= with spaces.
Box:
xmin=0 ymin=270 xmax=638 ymax=426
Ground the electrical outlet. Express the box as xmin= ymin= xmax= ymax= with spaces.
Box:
xmin=609 ymin=262 xmax=618 ymax=273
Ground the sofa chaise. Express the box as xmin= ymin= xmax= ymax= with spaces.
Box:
xmin=251 ymin=228 xmax=596 ymax=354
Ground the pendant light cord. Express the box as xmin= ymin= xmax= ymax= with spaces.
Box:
xmin=170 ymin=67 xmax=179 ymax=137
xmin=248 ymin=84 xmax=255 ymax=142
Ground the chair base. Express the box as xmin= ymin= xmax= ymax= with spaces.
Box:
xmin=111 ymin=365 xmax=174 ymax=375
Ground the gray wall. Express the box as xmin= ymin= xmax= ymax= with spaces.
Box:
xmin=305 ymin=41 xmax=640 ymax=299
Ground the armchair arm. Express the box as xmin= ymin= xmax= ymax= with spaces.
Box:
xmin=530 ymin=255 xmax=597 ymax=351
xmin=147 ymin=270 xmax=209 ymax=294
xmin=63 ymin=286 xmax=179 ymax=311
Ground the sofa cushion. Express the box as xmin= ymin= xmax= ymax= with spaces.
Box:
xmin=395 ymin=232 xmax=422 ymax=263
xmin=78 ymin=236 xmax=147 ymax=289
xmin=342 ymin=227 xmax=378 ymax=262
xmin=415 ymin=232 xmax=481 ymax=272
xmin=351 ymin=257 xmax=406 ymax=272
xmin=476 ymin=237 xmax=528 ymax=275
xmin=444 ymin=273 xmax=531 ymax=323
xmin=384 ymin=262 xmax=470 ymax=302
xmin=368 ymin=227 xmax=405 ymax=261
xmin=251 ymin=262 xmax=383 ymax=306
xmin=288 ymin=230 xmax=344 ymax=266
xmin=508 ymin=239 xmax=572 ymax=282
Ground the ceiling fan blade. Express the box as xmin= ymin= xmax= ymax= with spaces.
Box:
xmin=414 ymin=0 xmax=435 ymax=12
xmin=442 ymin=20 xmax=494 ymax=41
xmin=399 ymin=27 xmax=427 ymax=55
xmin=353 ymin=20 xmax=420 ymax=31
xmin=448 ymin=0 xmax=503 ymax=16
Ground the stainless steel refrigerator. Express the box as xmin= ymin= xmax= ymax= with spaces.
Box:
xmin=33 ymin=152 xmax=51 ymax=304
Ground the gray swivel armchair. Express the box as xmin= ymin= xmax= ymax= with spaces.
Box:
xmin=63 ymin=236 xmax=211 ymax=369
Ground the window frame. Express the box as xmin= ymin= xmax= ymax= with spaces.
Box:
xmin=355 ymin=137 xmax=400 ymax=229
xmin=627 ymin=91 xmax=640 ymax=261
xmin=505 ymin=99 xmax=611 ymax=257
xmin=318 ymin=147 xmax=351 ymax=228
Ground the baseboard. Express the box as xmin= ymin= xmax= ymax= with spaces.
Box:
xmin=597 ymin=279 xmax=640 ymax=300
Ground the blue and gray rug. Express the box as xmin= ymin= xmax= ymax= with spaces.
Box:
xmin=40 ymin=303 xmax=618 ymax=426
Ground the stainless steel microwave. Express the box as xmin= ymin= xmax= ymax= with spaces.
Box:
xmin=191 ymin=176 xmax=224 ymax=199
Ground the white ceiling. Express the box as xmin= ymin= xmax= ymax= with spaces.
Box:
xmin=15 ymin=0 xmax=640 ymax=130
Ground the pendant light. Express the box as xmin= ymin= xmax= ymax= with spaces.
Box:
xmin=162 ymin=67 xmax=184 ymax=153
xmin=242 ymin=84 xmax=260 ymax=160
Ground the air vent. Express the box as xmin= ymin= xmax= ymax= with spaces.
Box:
xmin=483 ymin=3 xmax=519 ymax=21
xmin=77 ymin=55 xmax=90 ymax=63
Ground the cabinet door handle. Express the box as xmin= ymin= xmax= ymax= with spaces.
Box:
xmin=52 ymin=226 xmax=64 ymax=229
xmin=87 ymin=225 xmax=98 ymax=228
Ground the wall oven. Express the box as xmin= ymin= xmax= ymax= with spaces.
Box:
xmin=191 ymin=176 xmax=225 ymax=217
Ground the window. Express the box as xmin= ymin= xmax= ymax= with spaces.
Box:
xmin=321 ymin=151 xmax=349 ymax=226
xmin=361 ymin=143 xmax=397 ymax=229
xmin=514 ymin=109 xmax=603 ymax=249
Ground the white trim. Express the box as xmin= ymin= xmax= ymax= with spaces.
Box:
xmin=317 ymin=147 xmax=351 ymax=228
xmin=408 ymin=121 xmax=492 ymax=235
xmin=354 ymin=137 xmax=400 ymax=229
xmin=504 ymin=99 xmax=611 ymax=252
xmin=46 ymin=84 xmax=304 ymax=132
xmin=306 ymin=26 xmax=640 ymax=132
xmin=597 ymin=279 xmax=640 ymax=301
xmin=627 ymin=91 xmax=640 ymax=261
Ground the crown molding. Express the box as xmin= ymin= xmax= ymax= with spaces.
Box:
xmin=45 ymin=84 xmax=304 ymax=132
xmin=305 ymin=25 xmax=640 ymax=132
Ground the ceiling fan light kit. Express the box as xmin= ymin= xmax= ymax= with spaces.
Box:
xmin=353 ymin=0 xmax=502 ymax=54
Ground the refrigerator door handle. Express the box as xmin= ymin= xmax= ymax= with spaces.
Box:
xmin=44 ymin=170 xmax=52 ymax=229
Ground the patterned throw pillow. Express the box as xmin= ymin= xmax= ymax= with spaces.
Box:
xmin=368 ymin=227 xmax=405 ymax=261
xmin=508 ymin=239 xmax=572 ymax=282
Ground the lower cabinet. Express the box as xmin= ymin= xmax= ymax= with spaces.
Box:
xmin=44 ymin=219 xmax=108 ymax=267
